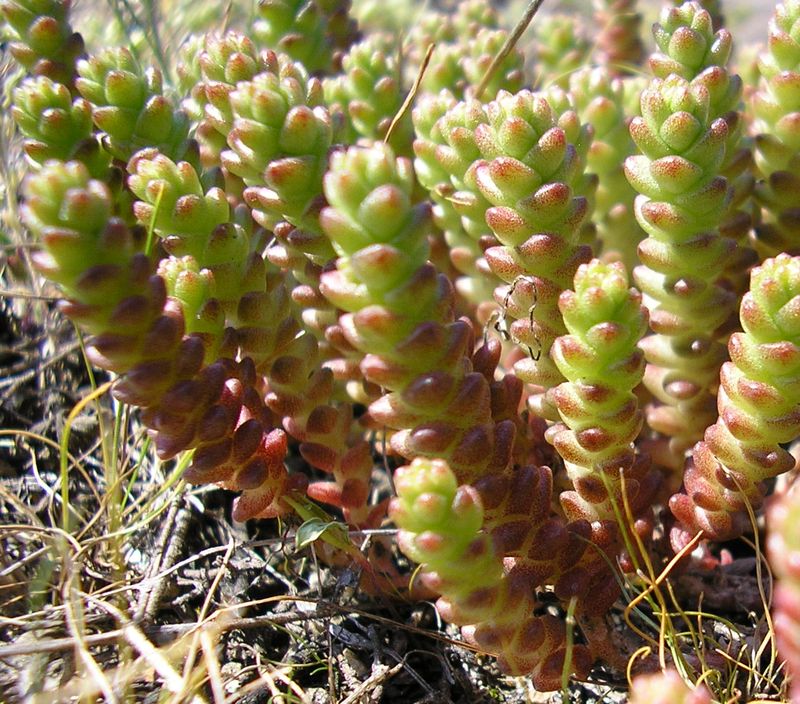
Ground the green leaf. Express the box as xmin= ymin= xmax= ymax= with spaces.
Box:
xmin=295 ymin=516 xmax=348 ymax=550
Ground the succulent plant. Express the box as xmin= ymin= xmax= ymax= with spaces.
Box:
xmin=767 ymin=485 xmax=800 ymax=704
xmin=10 ymin=0 xmax=800 ymax=698
xmin=671 ymin=0 xmax=724 ymax=31
xmin=191 ymin=31 xmax=274 ymax=166
xmin=222 ymin=55 xmax=332 ymax=238
xmin=671 ymin=254 xmax=800 ymax=540
xmin=76 ymin=47 xmax=191 ymax=163
xmin=594 ymin=0 xmax=645 ymax=74
xmin=651 ymin=2 xmax=754 ymax=266
xmin=626 ymin=73 xmax=736 ymax=463
xmin=128 ymin=147 xmax=377 ymax=524
xmin=176 ymin=34 xmax=207 ymax=123
xmin=391 ymin=457 xmax=592 ymax=691
xmin=252 ymin=0 xmax=356 ymax=74
xmin=531 ymin=15 xmax=591 ymax=88
xmin=420 ymin=26 xmax=526 ymax=100
xmin=629 ymin=670 xmax=712 ymax=704
xmin=452 ymin=0 xmax=499 ymax=37
xmin=127 ymin=150 xmax=257 ymax=325
xmin=265 ymin=331 xmax=377 ymax=527
xmin=0 ymin=0 xmax=84 ymax=88
xmin=472 ymin=90 xmax=593 ymax=416
xmin=650 ymin=1 xmax=732 ymax=80
xmin=21 ymin=160 xmax=299 ymax=522
xmin=569 ymin=66 xmax=643 ymax=269
xmin=323 ymin=34 xmax=411 ymax=153
xmin=222 ymin=54 xmax=341 ymax=348
xmin=322 ymin=144 xmax=506 ymax=481
xmin=548 ymin=259 xmax=656 ymax=531
xmin=412 ymin=96 xmax=500 ymax=314
xmin=752 ymin=0 xmax=800 ymax=258
xmin=320 ymin=141 xmax=514 ymax=483
xmin=12 ymin=75 xmax=108 ymax=177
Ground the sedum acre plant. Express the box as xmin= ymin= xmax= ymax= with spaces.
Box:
xmin=7 ymin=0 xmax=800 ymax=698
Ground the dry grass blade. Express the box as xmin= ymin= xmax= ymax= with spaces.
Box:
xmin=474 ymin=0 xmax=547 ymax=99
xmin=384 ymin=43 xmax=434 ymax=147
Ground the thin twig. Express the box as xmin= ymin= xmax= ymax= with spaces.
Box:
xmin=384 ymin=43 xmax=434 ymax=146
xmin=0 ymin=596 xmax=474 ymax=659
xmin=64 ymin=557 xmax=118 ymax=703
xmin=0 ymin=289 xmax=59 ymax=301
xmin=474 ymin=0 xmax=547 ymax=100
xmin=133 ymin=489 xmax=191 ymax=622
xmin=0 ymin=607 xmax=340 ymax=658
xmin=340 ymin=662 xmax=404 ymax=704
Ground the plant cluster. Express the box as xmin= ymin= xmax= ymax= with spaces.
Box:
xmin=5 ymin=0 xmax=800 ymax=698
